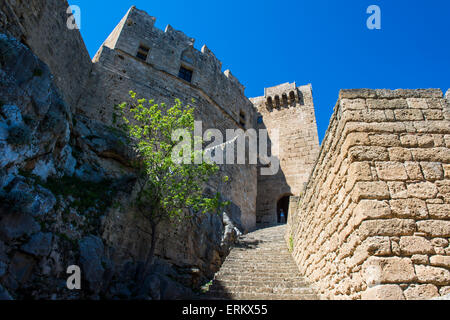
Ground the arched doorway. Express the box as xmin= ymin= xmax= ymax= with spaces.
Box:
xmin=277 ymin=195 xmax=292 ymax=224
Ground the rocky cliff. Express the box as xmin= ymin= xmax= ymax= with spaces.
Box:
xmin=0 ymin=33 xmax=241 ymax=300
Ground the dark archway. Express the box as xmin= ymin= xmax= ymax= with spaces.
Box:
xmin=277 ymin=195 xmax=291 ymax=224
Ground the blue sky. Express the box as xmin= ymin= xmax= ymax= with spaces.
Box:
xmin=70 ymin=0 xmax=450 ymax=142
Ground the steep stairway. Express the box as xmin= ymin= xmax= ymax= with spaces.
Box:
xmin=205 ymin=225 xmax=319 ymax=300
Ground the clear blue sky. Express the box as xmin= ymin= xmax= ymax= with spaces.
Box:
xmin=70 ymin=0 xmax=450 ymax=142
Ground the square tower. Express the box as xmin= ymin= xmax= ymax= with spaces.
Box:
xmin=250 ymin=83 xmax=320 ymax=225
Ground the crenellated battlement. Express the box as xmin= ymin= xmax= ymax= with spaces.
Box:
xmin=89 ymin=6 xmax=254 ymax=128
xmin=97 ymin=6 xmax=245 ymax=95
xmin=252 ymin=82 xmax=314 ymax=110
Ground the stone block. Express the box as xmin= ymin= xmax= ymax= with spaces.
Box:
xmin=404 ymin=284 xmax=439 ymax=300
xmin=427 ymin=204 xmax=450 ymax=219
xmin=351 ymin=236 xmax=392 ymax=267
xmin=429 ymin=255 xmax=450 ymax=268
xmin=352 ymin=181 xmax=390 ymax=202
xmin=363 ymin=257 xmax=416 ymax=284
xmin=404 ymin=162 xmax=423 ymax=180
xmin=400 ymin=134 xmax=418 ymax=147
xmin=348 ymin=146 xmax=389 ymax=162
xmin=21 ymin=232 xmax=53 ymax=257
xmin=359 ymin=219 xmax=416 ymax=238
xmin=415 ymin=265 xmax=450 ymax=285
xmin=340 ymin=89 xmax=377 ymax=99
xmin=367 ymin=98 xmax=408 ymax=110
xmin=416 ymin=220 xmax=450 ymax=237
xmin=411 ymin=254 xmax=429 ymax=265
xmin=423 ymin=110 xmax=444 ymax=120
xmin=440 ymin=286 xmax=450 ymax=296
xmin=407 ymin=182 xmax=438 ymax=200
xmin=399 ymin=236 xmax=434 ymax=255
xmin=390 ymin=199 xmax=428 ymax=219
xmin=376 ymin=162 xmax=408 ymax=181
xmin=417 ymin=135 xmax=435 ymax=147
xmin=388 ymin=147 xmax=412 ymax=161
xmin=369 ymin=134 xmax=401 ymax=147
xmin=412 ymin=148 xmax=450 ymax=162
xmin=79 ymin=236 xmax=106 ymax=293
xmin=394 ymin=109 xmax=424 ymax=121
xmin=9 ymin=252 xmax=35 ymax=284
xmin=0 ymin=212 xmax=41 ymax=242
xmin=431 ymin=238 xmax=448 ymax=248
xmin=443 ymin=164 xmax=450 ymax=179
xmin=354 ymin=200 xmax=392 ymax=222
xmin=420 ymin=162 xmax=444 ymax=180
xmin=407 ymin=98 xmax=428 ymax=109
xmin=340 ymin=98 xmax=367 ymax=111
xmin=387 ymin=182 xmax=408 ymax=199
xmin=346 ymin=162 xmax=373 ymax=191
xmin=361 ymin=285 xmax=405 ymax=300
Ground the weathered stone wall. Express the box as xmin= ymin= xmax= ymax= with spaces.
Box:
xmin=78 ymin=7 xmax=258 ymax=232
xmin=286 ymin=89 xmax=450 ymax=300
xmin=0 ymin=0 xmax=92 ymax=113
xmin=251 ymin=83 xmax=320 ymax=225
xmin=79 ymin=6 xmax=254 ymax=128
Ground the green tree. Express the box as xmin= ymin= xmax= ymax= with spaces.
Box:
xmin=116 ymin=91 xmax=228 ymax=279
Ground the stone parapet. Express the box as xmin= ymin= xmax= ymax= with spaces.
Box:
xmin=287 ymin=89 xmax=450 ymax=300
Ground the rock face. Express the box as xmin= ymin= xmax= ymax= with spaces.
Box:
xmin=0 ymin=33 xmax=242 ymax=300
xmin=0 ymin=33 xmax=73 ymax=183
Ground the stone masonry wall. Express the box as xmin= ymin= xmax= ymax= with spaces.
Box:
xmin=286 ymin=89 xmax=450 ymax=300
xmin=251 ymin=83 xmax=320 ymax=225
xmin=0 ymin=0 xmax=92 ymax=113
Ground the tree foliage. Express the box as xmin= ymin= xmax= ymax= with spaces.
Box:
xmin=116 ymin=91 xmax=229 ymax=270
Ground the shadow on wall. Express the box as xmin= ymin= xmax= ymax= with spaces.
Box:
xmin=277 ymin=193 xmax=293 ymax=224
xmin=256 ymin=117 xmax=292 ymax=226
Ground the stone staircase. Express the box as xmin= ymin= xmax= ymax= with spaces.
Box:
xmin=205 ymin=225 xmax=319 ymax=300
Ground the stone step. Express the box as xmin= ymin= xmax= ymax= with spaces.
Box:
xmin=207 ymin=292 xmax=319 ymax=300
xmin=214 ymin=276 xmax=308 ymax=283
xmin=219 ymin=264 xmax=297 ymax=269
xmin=223 ymin=255 xmax=294 ymax=259
xmin=215 ymin=271 xmax=297 ymax=278
xmin=209 ymin=286 xmax=315 ymax=295
xmin=221 ymin=263 xmax=299 ymax=268
xmin=217 ymin=269 xmax=297 ymax=275
xmin=224 ymin=256 xmax=295 ymax=261
xmin=212 ymin=280 xmax=309 ymax=288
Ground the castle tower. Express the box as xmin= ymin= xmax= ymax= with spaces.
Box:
xmin=250 ymin=82 xmax=320 ymax=225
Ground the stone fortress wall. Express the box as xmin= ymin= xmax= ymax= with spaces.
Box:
xmin=251 ymin=83 xmax=320 ymax=225
xmin=286 ymin=89 xmax=450 ymax=300
xmin=78 ymin=6 xmax=258 ymax=232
